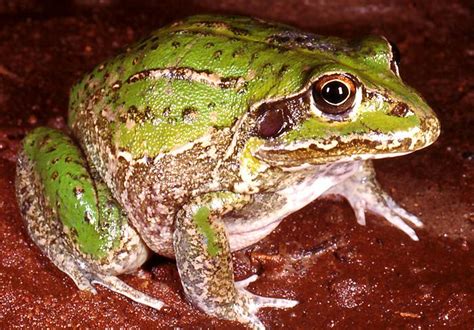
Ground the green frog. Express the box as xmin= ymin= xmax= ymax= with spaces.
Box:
xmin=15 ymin=15 xmax=440 ymax=328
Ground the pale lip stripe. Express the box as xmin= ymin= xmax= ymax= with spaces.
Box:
xmin=126 ymin=67 xmax=246 ymax=90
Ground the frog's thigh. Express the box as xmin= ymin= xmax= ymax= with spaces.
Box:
xmin=173 ymin=192 xmax=297 ymax=328
xmin=15 ymin=128 xmax=163 ymax=310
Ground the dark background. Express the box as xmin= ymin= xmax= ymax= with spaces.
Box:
xmin=0 ymin=0 xmax=472 ymax=328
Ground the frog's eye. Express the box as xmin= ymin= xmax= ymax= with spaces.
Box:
xmin=312 ymin=74 xmax=358 ymax=115
xmin=255 ymin=104 xmax=293 ymax=139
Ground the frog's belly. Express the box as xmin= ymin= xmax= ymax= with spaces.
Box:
xmin=226 ymin=161 xmax=360 ymax=251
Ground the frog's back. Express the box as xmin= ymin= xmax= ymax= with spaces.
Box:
xmin=69 ymin=15 xmax=350 ymax=160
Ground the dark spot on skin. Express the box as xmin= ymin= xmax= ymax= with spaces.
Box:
xmin=51 ymin=157 xmax=59 ymax=164
xmin=219 ymin=76 xmax=242 ymax=89
xmin=51 ymin=171 xmax=58 ymax=180
xmin=237 ymin=88 xmax=247 ymax=95
xmin=232 ymin=48 xmax=245 ymax=58
xmin=230 ymin=27 xmax=249 ymax=36
xmin=103 ymin=72 xmax=110 ymax=81
xmin=111 ymin=80 xmax=122 ymax=90
xmin=279 ymin=64 xmax=289 ymax=76
xmin=128 ymin=75 xmax=139 ymax=83
xmin=208 ymin=102 xmax=216 ymax=109
xmin=78 ymin=174 xmax=89 ymax=181
xmin=295 ymin=36 xmax=306 ymax=43
xmin=172 ymin=41 xmax=181 ymax=48
xmin=132 ymin=57 xmax=139 ymax=65
xmin=150 ymin=36 xmax=159 ymax=43
xmin=128 ymin=105 xmax=138 ymax=115
xmin=150 ymin=43 xmax=159 ymax=50
xmin=65 ymin=156 xmax=73 ymax=163
xmin=39 ymin=134 xmax=51 ymax=147
xmin=137 ymin=43 xmax=147 ymax=51
xmin=205 ymin=42 xmax=214 ymax=48
xmin=182 ymin=107 xmax=199 ymax=123
xmin=44 ymin=146 xmax=56 ymax=153
xmin=213 ymin=50 xmax=223 ymax=59
xmin=118 ymin=113 xmax=127 ymax=123
xmin=83 ymin=213 xmax=92 ymax=224
xmin=73 ymin=186 xmax=84 ymax=197
xmin=162 ymin=107 xmax=171 ymax=117
xmin=144 ymin=106 xmax=153 ymax=120
xmin=390 ymin=102 xmax=410 ymax=117
xmin=273 ymin=35 xmax=290 ymax=43
xmin=263 ymin=63 xmax=273 ymax=71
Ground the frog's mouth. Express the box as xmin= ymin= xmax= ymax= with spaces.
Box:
xmin=248 ymin=68 xmax=441 ymax=168
xmin=253 ymin=115 xmax=440 ymax=168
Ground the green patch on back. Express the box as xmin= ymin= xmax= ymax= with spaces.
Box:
xmin=193 ymin=206 xmax=220 ymax=257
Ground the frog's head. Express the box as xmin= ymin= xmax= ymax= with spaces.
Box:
xmin=248 ymin=36 xmax=440 ymax=168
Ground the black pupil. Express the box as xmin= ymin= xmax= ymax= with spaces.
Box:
xmin=321 ymin=81 xmax=349 ymax=105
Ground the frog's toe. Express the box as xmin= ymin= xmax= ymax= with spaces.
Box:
xmin=344 ymin=199 xmax=367 ymax=226
xmin=351 ymin=193 xmax=422 ymax=241
xmin=89 ymin=272 xmax=165 ymax=310
xmin=71 ymin=273 xmax=98 ymax=294
xmin=235 ymin=274 xmax=259 ymax=289
xmin=229 ymin=275 xmax=298 ymax=328
xmin=241 ymin=289 xmax=299 ymax=310
xmin=383 ymin=196 xmax=423 ymax=227
xmin=379 ymin=211 xmax=420 ymax=241
xmin=236 ymin=274 xmax=298 ymax=311
xmin=231 ymin=285 xmax=298 ymax=329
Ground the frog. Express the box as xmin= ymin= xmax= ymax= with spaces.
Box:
xmin=15 ymin=15 xmax=440 ymax=329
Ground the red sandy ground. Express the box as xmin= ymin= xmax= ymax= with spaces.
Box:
xmin=0 ymin=1 xmax=472 ymax=328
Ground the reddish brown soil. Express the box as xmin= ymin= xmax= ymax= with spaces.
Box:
xmin=0 ymin=1 xmax=473 ymax=328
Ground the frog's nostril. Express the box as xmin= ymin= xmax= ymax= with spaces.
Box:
xmin=389 ymin=102 xmax=410 ymax=117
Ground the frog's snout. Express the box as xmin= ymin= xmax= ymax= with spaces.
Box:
xmin=412 ymin=104 xmax=441 ymax=151
xmin=420 ymin=113 xmax=441 ymax=149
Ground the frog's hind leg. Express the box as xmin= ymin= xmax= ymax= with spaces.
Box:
xmin=324 ymin=160 xmax=423 ymax=240
xmin=16 ymin=151 xmax=98 ymax=293
xmin=15 ymin=127 xmax=164 ymax=310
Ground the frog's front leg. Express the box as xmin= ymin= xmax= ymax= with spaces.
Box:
xmin=173 ymin=192 xmax=297 ymax=328
xmin=15 ymin=127 xmax=164 ymax=310
xmin=325 ymin=160 xmax=423 ymax=241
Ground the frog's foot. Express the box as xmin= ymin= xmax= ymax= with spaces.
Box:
xmin=54 ymin=252 xmax=164 ymax=309
xmin=235 ymin=274 xmax=298 ymax=309
xmin=325 ymin=161 xmax=423 ymax=241
xmin=211 ymin=275 xmax=298 ymax=329
xmin=88 ymin=272 xmax=165 ymax=310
